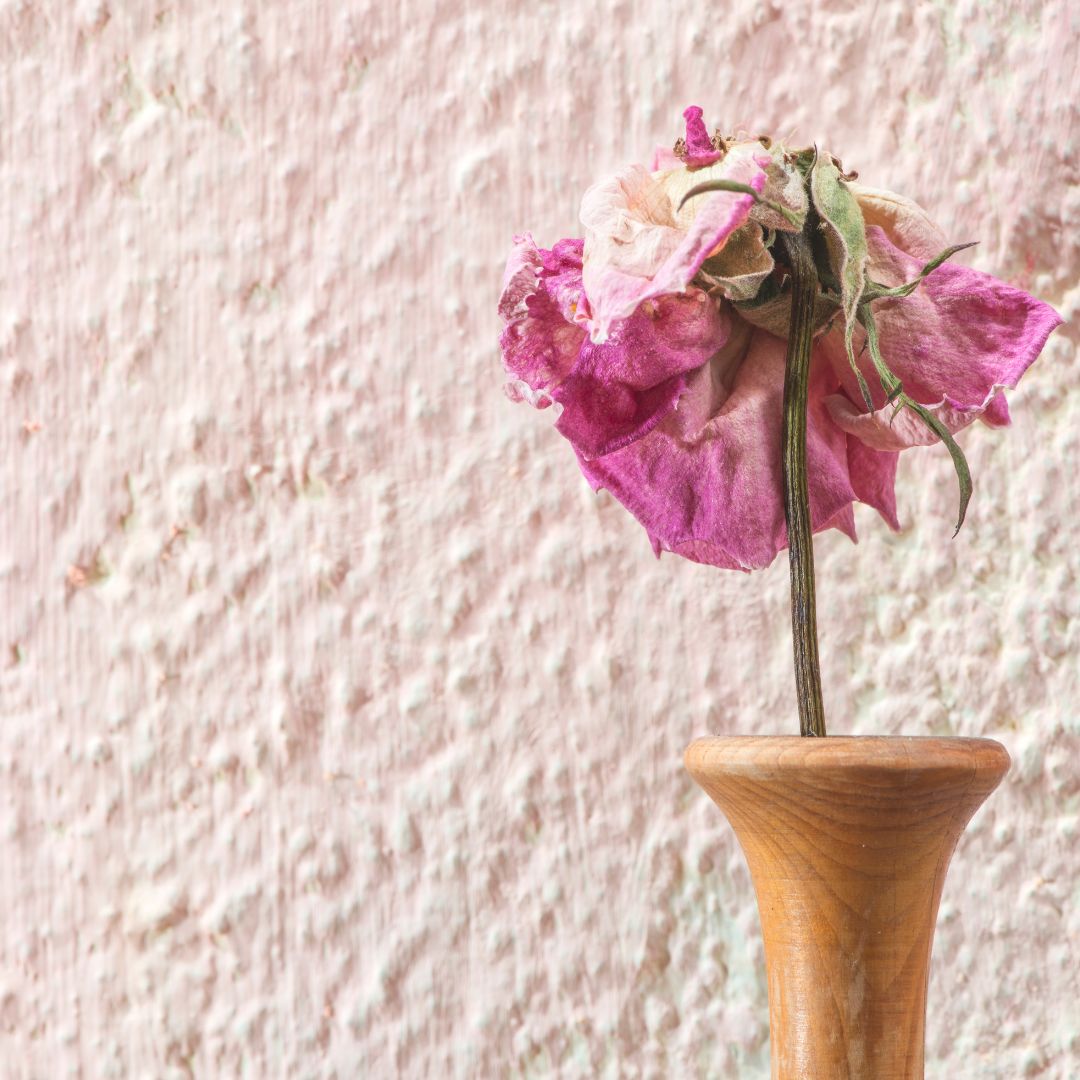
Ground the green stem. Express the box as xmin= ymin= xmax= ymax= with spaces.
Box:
xmin=780 ymin=230 xmax=826 ymax=737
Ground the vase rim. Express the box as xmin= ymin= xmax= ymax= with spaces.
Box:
xmin=688 ymin=734 xmax=1004 ymax=742
xmin=685 ymin=734 xmax=1010 ymax=779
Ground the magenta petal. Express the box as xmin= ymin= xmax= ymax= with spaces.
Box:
xmin=538 ymin=238 xmax=589 ymax=324
xmin=558 ymin=371 xmax=687 ymax=460
xmin=834 ymin=225 xmax=1062 ymax=416
xmin=682 ymin=105 xmax=722 ymax=168
xmin=499 ymin=234 xmax=587 ymax=406
xmin=577 ymin=332 xmax=857 ymax=570
xmin=822 ymin=225 xmax=1062 ymax=455
xmin=823 ymin=502 xmax=858 ymax=543
xmin=982 ymin=391 xmax=1010 ymax=427
xmin=847 ymin=438 xmax=900 ymax=531
xmin=498 ymin=232 xmax=543 ymax=323
xmin=553 ymin=290 xmax=729 ymax=458
xmin=826 ymin=393 xmax=981 ymax=452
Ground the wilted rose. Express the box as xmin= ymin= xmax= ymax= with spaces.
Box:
xmin=498 ymin=106 xmax=1061 ymax=571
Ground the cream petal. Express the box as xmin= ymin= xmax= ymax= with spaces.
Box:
xmin=580 ymin=147 xmax=768 ymax=342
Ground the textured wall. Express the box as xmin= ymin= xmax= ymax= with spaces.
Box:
xmin=1 ymin=1 xmax=1077 ymax=1076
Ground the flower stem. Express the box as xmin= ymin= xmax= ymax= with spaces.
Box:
xmin=780 ymin=230 xmax=827 ymax=737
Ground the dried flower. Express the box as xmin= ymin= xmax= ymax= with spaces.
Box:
xmin=499 ymin=106 xmax=1061 ymax=571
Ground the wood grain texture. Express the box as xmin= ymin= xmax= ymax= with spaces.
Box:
xmin=684 ymin=736 xmax=1011 ymax=1079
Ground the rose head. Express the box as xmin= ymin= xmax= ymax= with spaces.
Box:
xmin=498 ymin=106 xmax=1062 ymax=571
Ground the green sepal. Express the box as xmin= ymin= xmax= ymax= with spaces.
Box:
xmin=857 ymin=303 xmax=900 ymax=398
xmin=678 ymin=179 xmax=803 ymax=228
xmin=903 ymin=399 xmax=973 ymax=536
xmin=810 ymin=155 xmax=870 ymax=416
xmin=852 ymin=366 xmax=875 ymax=411
xmin=754 ymin=151 xmax=809 ymax=233
xmin=862 ymin=242 xmax=978 ymax=302
xmin=788 ymin=146 xmax=817 ymax=178
xmin=856 ymin=303 xmax=971 ymax=536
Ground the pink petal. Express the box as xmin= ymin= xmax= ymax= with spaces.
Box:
xmin=846 ymin=437 xmax=900 ymax=531
xmin=668 ymin=317 xmax=753 ymax=436
xmin=826 ymin=394 xmax=980 ymax=453
xmin=539 ymin=237 xmax=590 ymax=325
xmin=682 ymin=105 xmax=722 ymax=168
xmin=823 ymin=225 xmax=1063 ymax=442
xmin=576 ymin=331 xmax=857 ymax=570
xmin=580 ymin=149 xmax=768 ymax=343
xmin=823 ymin=503 xmax=858 ymax=543
xmin=982 ymin=391 xmax=1010 ymax=426
xmin=498 ymin=234 xmax=586 ymax=406
xmin=498 ymin=232 xmax=543 ymax=323
xmin=554 ymin=289 xmax=730 ymax=459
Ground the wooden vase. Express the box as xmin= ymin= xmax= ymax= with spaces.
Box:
xmin=684 ymin=736 xmax=1010 ymax=1080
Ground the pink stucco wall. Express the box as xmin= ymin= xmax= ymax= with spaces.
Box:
xmin=1 ymin=1 xmax=1077 ymax=1076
